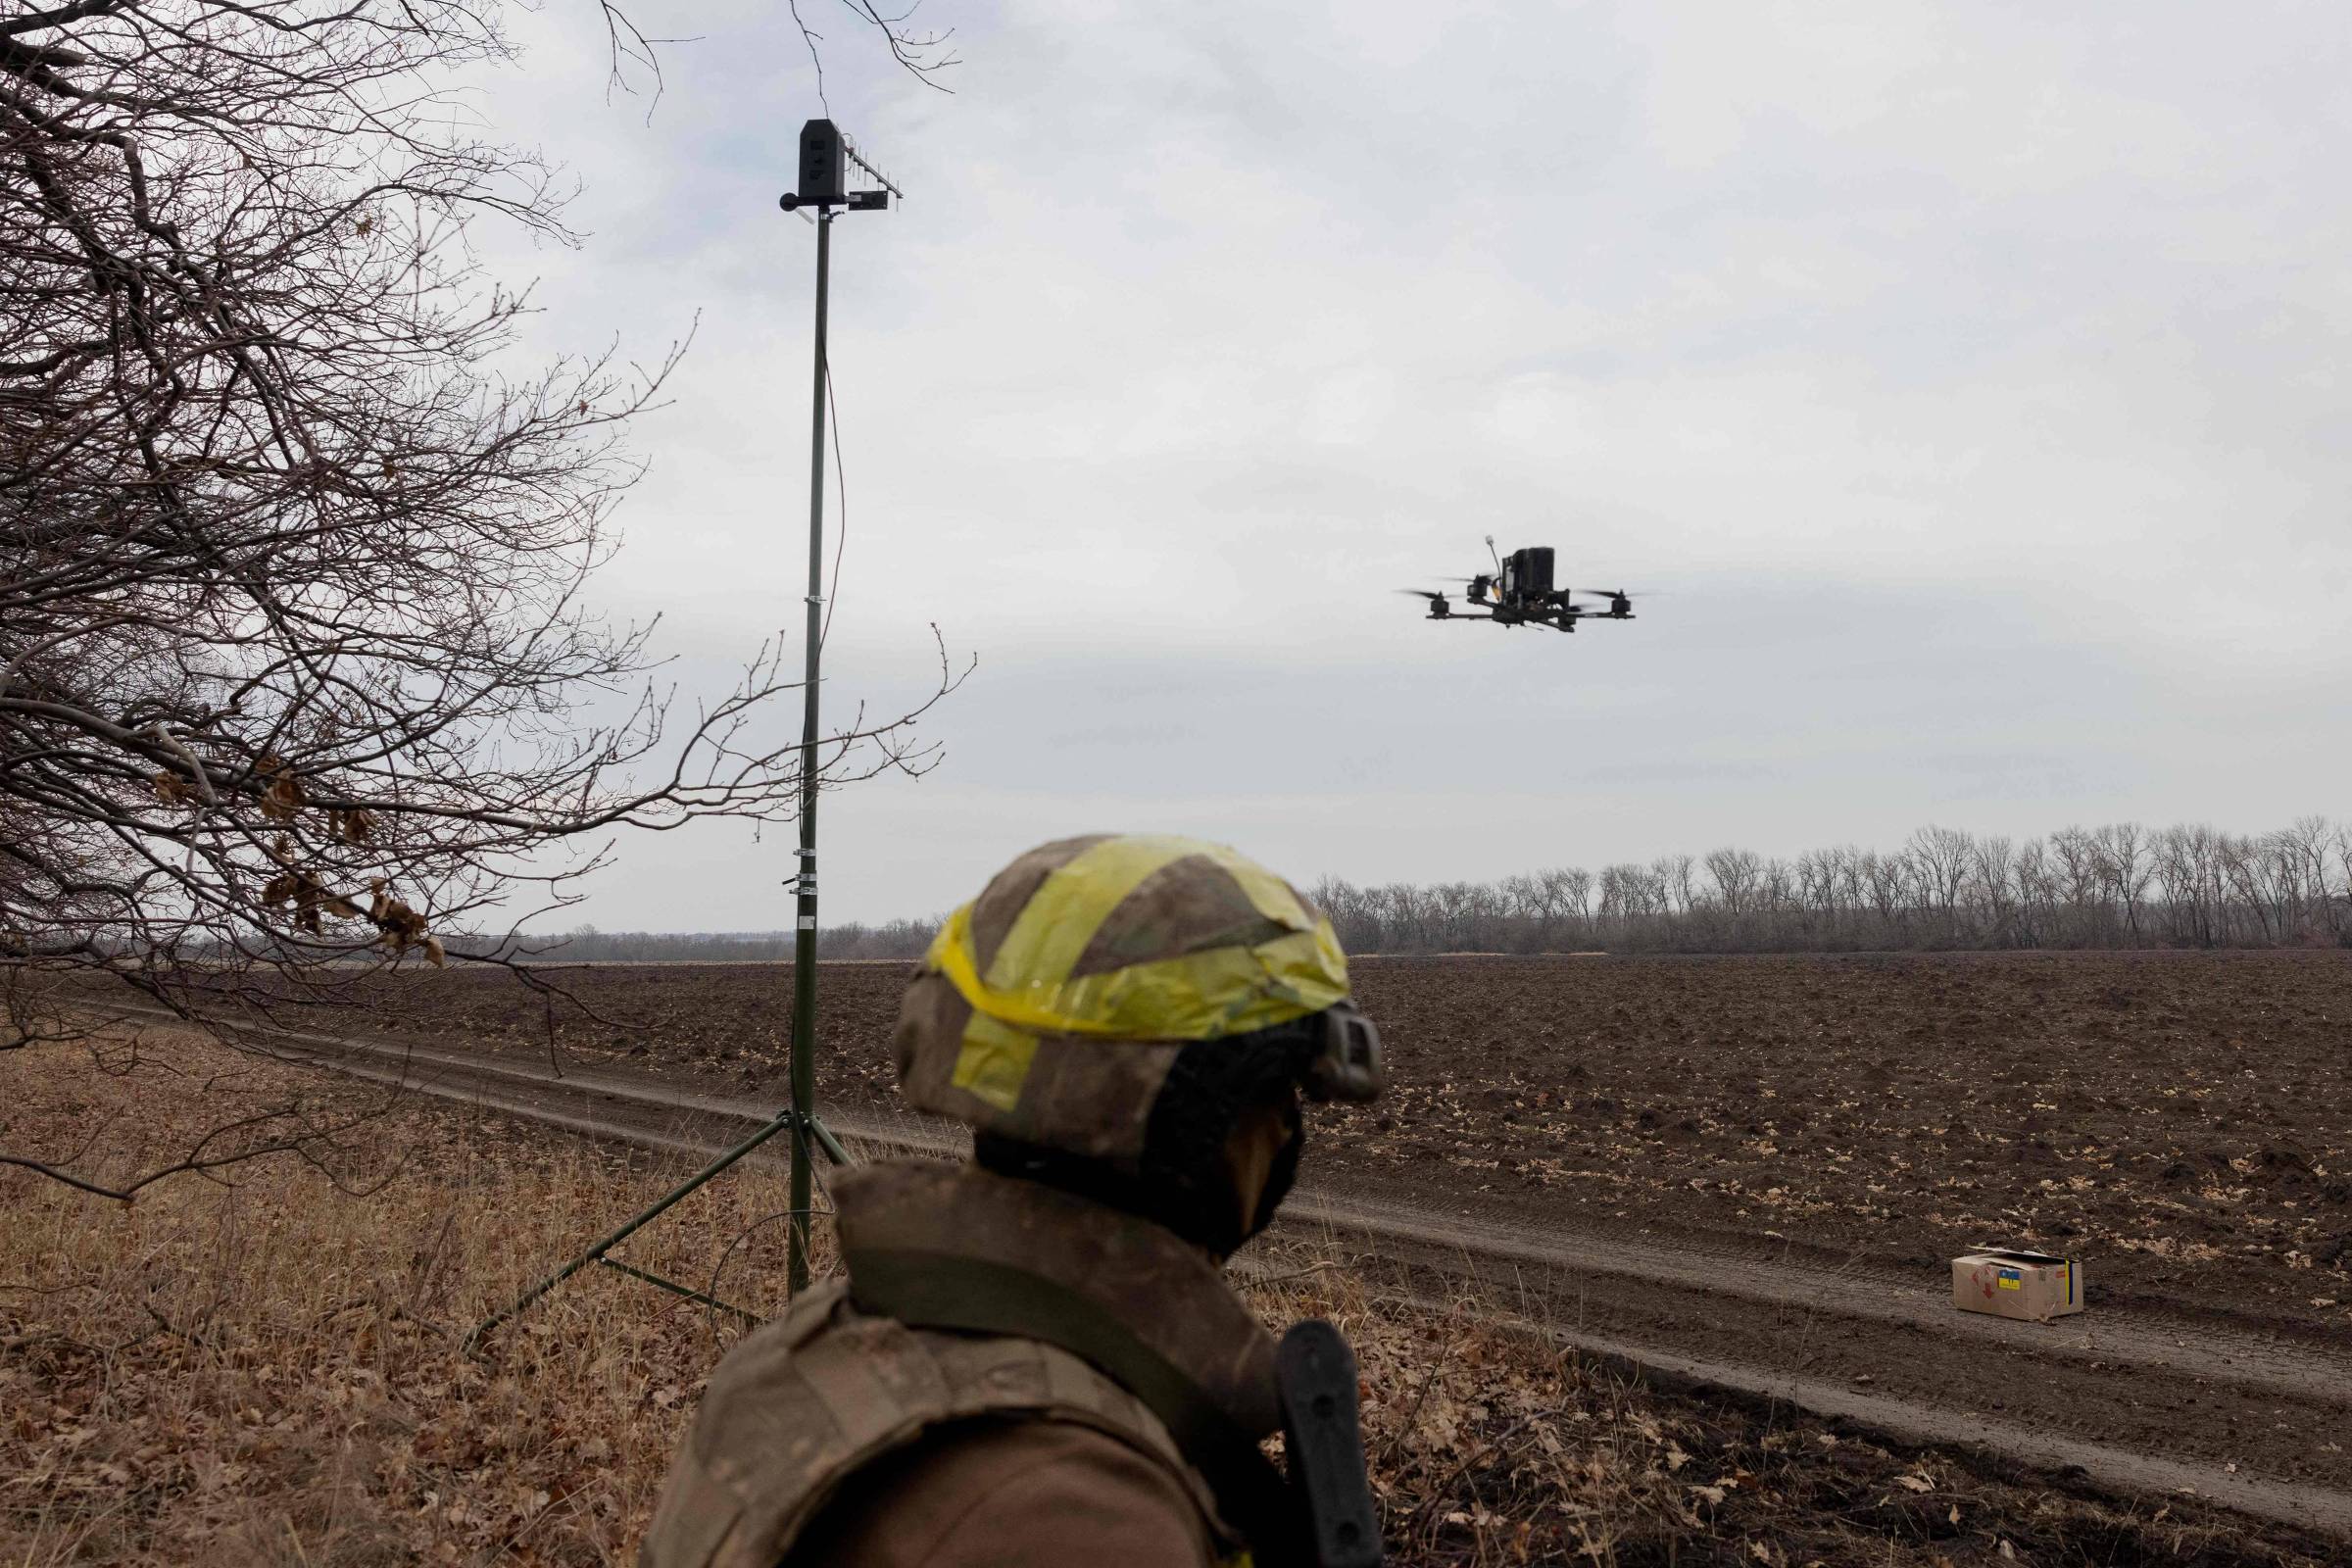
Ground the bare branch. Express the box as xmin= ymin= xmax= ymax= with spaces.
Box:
xmin=0 ymin=0 xmax=967 ymax=1199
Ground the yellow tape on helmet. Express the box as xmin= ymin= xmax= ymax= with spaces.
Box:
xmin=923 ymin=839 xmax=1350 ymax=1044
xmin=982 ymin=835 xmax=1205 ymax=994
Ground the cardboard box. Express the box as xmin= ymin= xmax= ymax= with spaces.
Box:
xmin=1951 ymin=1248 xmax=2083 ymax=1322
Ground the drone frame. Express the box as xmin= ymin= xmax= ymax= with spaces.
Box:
xmin=1403 ymin=579 xmax=1638 ymax=633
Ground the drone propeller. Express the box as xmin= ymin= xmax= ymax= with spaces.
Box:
xmin=1395 ymin=588 xmax=1449 ymax=601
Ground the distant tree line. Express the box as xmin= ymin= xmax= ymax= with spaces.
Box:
xmin=1310 ymin=817 xmax=2352 ymax=955
xmin=505 ymin=817 xmax=2351 ymax=962
xmin=491 ymin=920 xmax=943 ymax=964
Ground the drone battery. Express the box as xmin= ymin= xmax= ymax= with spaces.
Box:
xmin=1508 ymin=548 xmax=1554 ymax=598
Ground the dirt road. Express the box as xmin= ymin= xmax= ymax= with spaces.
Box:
xmin=271 ymin=952 xmax=2352 ymax=1332
xmin=106 ymin=999 xmax=2352 ymax=1543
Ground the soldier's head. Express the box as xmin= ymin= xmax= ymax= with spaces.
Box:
xmin=892 ymin=834 xmax=1384 ymax=1259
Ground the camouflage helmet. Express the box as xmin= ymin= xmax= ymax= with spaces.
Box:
xmin=895 ymin=833 xmax=1384 ymax=1164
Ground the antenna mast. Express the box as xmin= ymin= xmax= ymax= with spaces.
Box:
xmin=777 ymin=117 xmax=896 ymax=1295
xmin=462 ymin=120 xmax=901 ymax=1348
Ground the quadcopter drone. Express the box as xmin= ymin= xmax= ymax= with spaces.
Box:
xmin=1399 ymin=538 xmax=1649 ymax=633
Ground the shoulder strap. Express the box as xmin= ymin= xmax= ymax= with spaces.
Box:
xmin=849 ymin=1246 xmax=1303 ymax=1562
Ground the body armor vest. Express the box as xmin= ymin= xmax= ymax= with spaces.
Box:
xmin=636 ymin=1279 xmax=1236 ymax=1567
xmin=639 ymin=1163 xmax=1282 ymax=1567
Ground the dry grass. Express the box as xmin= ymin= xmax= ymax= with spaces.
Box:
xmin=3 ymin=1031 xmax=811 ymax=1565
xmin=3 ymin=1031 xmax=2337 ymax=1566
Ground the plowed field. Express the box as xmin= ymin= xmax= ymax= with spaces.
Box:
xmin=303 ymin=950 xmax=2352 ymax=1334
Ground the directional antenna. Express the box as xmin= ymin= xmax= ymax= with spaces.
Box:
xmin=779 ymin=119 xmax=904 ymax=214
xmin=843 ymin=134 xmax=906 ymax=205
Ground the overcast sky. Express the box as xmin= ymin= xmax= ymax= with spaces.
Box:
xmin=463 ymin=1 xmax=2351 ymax=931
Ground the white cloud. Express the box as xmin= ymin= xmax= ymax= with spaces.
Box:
xmin=441 ymin=0 xmax=2352 ymax=927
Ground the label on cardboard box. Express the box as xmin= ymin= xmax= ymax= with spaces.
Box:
xmin=1952 ymin=1247 xmax=2083 ymax=1322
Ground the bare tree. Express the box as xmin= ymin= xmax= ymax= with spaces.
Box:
xmin=1498 ymin=872 xmax=1544 ymax=952
xmin=1257 ymin=817 xmax=2345 ymax=957
xmin=1553 ymin=865 xmax=1594 ymax=931
xmin=1795 ymin=846 xmax=1859 ymax=947
xmin=2090 ymin=822 xmax=2152 ymax=945
xmin=1701 ymin=847 xmax=1758 ymax=914
xmin=1969 ymin=834 xmax=2017 ymax=948
xmin=1 ymin=1 xmax=959 ymax=1197
xmin=2011 ymin=837 xmax=2052 ymax=948
xmin=2047 ymin=826 xmax=2104 ymax=945
xmin=1903 ymin=825 xmax=1974 ymax=943
xmin=1308 ymin=876 xmax=1380 ymax=956
xmin=2335 ymin=822 xmax=2352 ymax=941
xmin=1855 ymin=850 xmax=1899 ymax=941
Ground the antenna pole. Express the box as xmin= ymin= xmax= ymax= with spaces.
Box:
xmin=787 ymin=209 xmax=832 ymax=1295
xmin=460 ymin=122 xmax=893 ymax=1350
xmin=771 ymin=116 xmax=893 ymax=1295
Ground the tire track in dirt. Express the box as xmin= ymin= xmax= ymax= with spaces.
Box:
xmin=192 ymin=1009 xmax=2352 ymax=1405
xmin=1292 ymin=1189 xmax=2350 ymax=1408
xmin=97 ymin=1004 xmax=2352 ymax=1539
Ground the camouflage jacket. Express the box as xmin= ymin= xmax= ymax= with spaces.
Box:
xmin=637 ymin=1161 xmax=1284 ymax=1567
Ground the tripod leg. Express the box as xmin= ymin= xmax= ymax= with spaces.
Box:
xmin=463 ymin=1105 xmax=803 ymax=1352
xmin=807 ymin=1111 xmax=852 ymax=1166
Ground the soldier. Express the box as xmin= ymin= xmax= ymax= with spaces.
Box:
xmin=641 ymin=833 xmax=1386 ymax=1567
